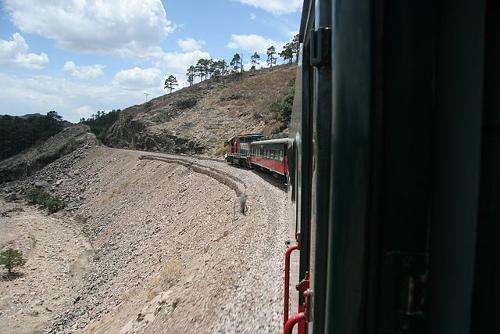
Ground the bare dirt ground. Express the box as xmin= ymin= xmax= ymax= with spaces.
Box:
xmin=0 ymin=146 xmax=291 ymax=333
xmin=0 ymin=199 xmax=93 ymax=333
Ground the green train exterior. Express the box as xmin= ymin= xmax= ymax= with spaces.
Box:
xmin=287 ymin=0 xmax=500 ymax=333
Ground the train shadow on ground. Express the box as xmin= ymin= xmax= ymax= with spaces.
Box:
xmin=229 ymin=163 xmax=287 ymax=192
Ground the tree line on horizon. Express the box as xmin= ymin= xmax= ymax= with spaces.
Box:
xmin=79 ymin=109 xmax=121 ymax=140
xmin=164 ymin=34 xmax=299 ymax=93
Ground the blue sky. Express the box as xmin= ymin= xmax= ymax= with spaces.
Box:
xmin=0 ymin=0 xmax=301 ymax=122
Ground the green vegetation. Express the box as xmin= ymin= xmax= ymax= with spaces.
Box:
xmin=164 ymin=75 xmax=179 ymax=93
xmin=175 ymin=97 xmax=198 ymax=110
xmin=271 ymin=79 xmax=296 ymax=128
xmin=79 ymin=109 xmax=120 ymax=140
xmin=251 ymin=52 xmax=260 ymax=71
xmin=280 ymin=34 xmax=300 ymax=64
xmin=230 ymin=53 xmax=243 ymax=73
xmin=0 ymin=111 xmax=65 ymax=161
xmin=267 ymin=46 xmax=278 ymax=68
xmin=0 ymin=248 xmax=26 ymax=274
xmin=26 ymin=187 xmax=65 ymax=213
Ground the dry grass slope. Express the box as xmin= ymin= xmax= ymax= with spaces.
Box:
xmin=104 ymin=64 xmax=297 ymax=156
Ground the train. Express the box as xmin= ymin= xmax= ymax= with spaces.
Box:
xmin=225 ymin=134 xmax=290 ymax=182
xmin=283 ymin=0 xmax=499 ymax=333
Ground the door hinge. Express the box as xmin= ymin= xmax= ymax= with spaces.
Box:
xmin=310 ymin=27 xmax=331 ymax=67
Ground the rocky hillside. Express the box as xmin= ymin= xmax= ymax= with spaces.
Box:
xmin=0 ymin=125 xmax=98 ymax=183
xmin=0 ymin=146 xmax=289 ymax=333
xmin=104 ymin=64 xmax=296 ymax=155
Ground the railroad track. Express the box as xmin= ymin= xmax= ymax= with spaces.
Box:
xmin=139 ymin=154 xmax=247 ymax=196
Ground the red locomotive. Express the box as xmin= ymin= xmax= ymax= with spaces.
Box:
xmin=225 ymin=134 xmax=290 ymax=181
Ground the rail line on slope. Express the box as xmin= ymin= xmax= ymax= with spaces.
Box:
xmin=138 ymin=154 xmax=247 ymax=196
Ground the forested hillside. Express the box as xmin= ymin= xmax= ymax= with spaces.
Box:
xmin=0 ymin=112 xmax=66 ymax=160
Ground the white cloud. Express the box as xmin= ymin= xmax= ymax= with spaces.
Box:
xmin=74 ymin=105 xmax=95 ymax=116
xmin=63 ymin=61 xmax=104 ymax=79
xmin=0 ymin=32 xmax=48 ymax=69
xmin=155 ymin=50 xmax=210 ymax=76
xmin=13 ymin=52 xmax=49 ymax=69
xmin=153 ymin=49 xmax=211 ymax=89
xmin=250 ymin=13 xmax=257 ymax=20
xmin=177 ymin=38 xmax=205 ymax=52
xmin=113 ymin=67 xmax=162 ymax=90
xmin=227 ymin=34 xmax=284 ymax=54
xmin=0 ymin=72 xmax=165 ymax=122
xmin=4 ymin=0 xmax=174 ymax=58
xmin=238 ymin=0 xmax=301 ymax=14
xmin=0 ymin=32 xmax=27 ymax=57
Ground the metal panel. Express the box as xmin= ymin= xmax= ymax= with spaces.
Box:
xmin=473 ymin=2 xmax=500 ymax=331
xmin=324 ymin=0 xmax=372 ymax=333
xmin=309 ymin=0 xmax=332 ymax=332
xmin=429 ymin=1 xmax=485 ymax=333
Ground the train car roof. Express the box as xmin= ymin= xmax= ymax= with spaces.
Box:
xmin=251 ymin=138 xmax=291 ymax=145
xmin=226 ymin=133 xmax=264 ymax=142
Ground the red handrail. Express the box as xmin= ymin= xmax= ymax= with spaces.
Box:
xmin=284 ymin=244 xmax=300 ymax=326
xmin=284 ymin=312 xmax=307 ymax=334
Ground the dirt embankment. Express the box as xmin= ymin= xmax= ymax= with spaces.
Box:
xmin=0 ymin=146 xmax=290 ymax=333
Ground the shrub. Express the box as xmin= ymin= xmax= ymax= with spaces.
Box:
xmin=174 ymin=97 xmax=197 ymax=110
xmin=45 ymin=197 xmax=66 ymax=213
xmin=26 ymin=187 xmax=50 ymax=205
xmin=271 ymin=79 xmax=295 ymax=130
xmin=25 ymin=187 xmax=65 ymax=213
xmin=0 ymin=248 xmax=26 ymax=274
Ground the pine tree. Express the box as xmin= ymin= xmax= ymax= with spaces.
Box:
xmin=186 ymin=65 xmax=196 ymax=86
xmin=251 ymin=52 xmax=260 ymax=70
xmin=220 ymin=60 xmax=229 ymax=75
xmin=267 ymin=46 xmax=277 ymax=68
xmin=207 ymin=59 xmax=215 ymax=79
xmin=291 ymin=34 xmax=300 ymax=63
xmin=230 ymin=53 xmax=242 ymax=73
xmin=211 ymin=60 xmax=227 ymax=80
xmin=195 ymin=59 xmax=211 ymax=81
xmin=279 ymin=43 xmax=294 ymax=64
xmin=164 ymin=75 xmax=178 ymax=93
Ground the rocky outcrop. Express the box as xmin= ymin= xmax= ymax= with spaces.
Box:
xmin=0 ymin=124 xmax=98 ymax=183
xmin=105 ymin=112 xmax=205 ymax=154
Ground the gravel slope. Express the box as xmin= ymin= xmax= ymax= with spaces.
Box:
xmin=0 ymin=199 xmax=93 ymax=334
xmin=0 ymin=146 xmax=290 ymax=333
